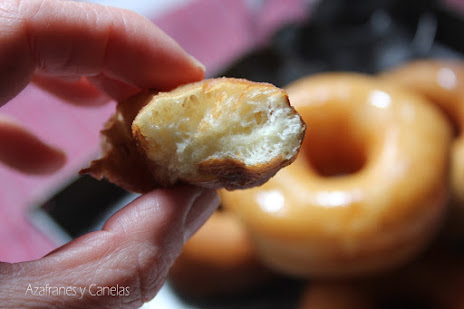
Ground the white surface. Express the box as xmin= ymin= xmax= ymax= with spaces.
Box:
xmin=141 ymin=283 xmax=196 ymax=309
xmin=79 ymin=0 xmax=192 ymax=18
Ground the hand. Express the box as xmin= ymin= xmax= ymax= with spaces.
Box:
xmin=0 ymin=1 xmax=219 ymax=308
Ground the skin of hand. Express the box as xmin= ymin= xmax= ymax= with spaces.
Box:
xmin=0 ymin=1 xmax=219 ymax=308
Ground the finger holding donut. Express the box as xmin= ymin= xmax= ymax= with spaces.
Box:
xmin=220 ymin=73 xmax=452 ymax=278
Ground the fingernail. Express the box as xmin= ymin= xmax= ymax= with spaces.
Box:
xmin=183 ymin=188 xmax=220 ymax=242
xmin=188 ymin=54 xmax=206 ymax=74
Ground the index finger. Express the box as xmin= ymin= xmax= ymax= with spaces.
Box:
xmin=0 ymin=0 xmax=205 ymax=105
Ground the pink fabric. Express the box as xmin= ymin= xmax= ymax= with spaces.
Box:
xmin=155 ymin=0 xmax=308 ymax=76
xmin=155 ymin=0 xmax=255 ymax=76
xmin=444 ymin=0 xmax=464 ymax=14
xmin=0 ymin=0 xmax=308 ymax=262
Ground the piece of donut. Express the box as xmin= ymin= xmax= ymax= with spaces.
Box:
xmin=168 ymin=210 xmax=275 ymax=298
xmin=220 ymin=73 xmax=452 ymax=278
xmin=380 ymin=59 xmax=464 ymax=238
xmin=81 ymin=78 xmax=306 ymax=193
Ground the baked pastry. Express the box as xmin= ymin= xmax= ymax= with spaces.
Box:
xmin=81 ymin=78 xmax=306 ymax=192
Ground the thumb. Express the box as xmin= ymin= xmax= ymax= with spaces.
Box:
xmin=0 ymin=185 xmax=219 ymax=309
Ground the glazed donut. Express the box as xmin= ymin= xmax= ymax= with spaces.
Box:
xmin=298 ymin=250 xmax=464 ymax=309
xmin=168 ymin=210 xmax=275 ymax=297
xmin=220 ymin=73 xmax=452 ymax=278
xmin=380 ymin=60 xmax=464 ymax=237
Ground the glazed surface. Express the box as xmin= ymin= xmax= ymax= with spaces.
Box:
xmin=220 ymin=73 xmax=452 ymax=277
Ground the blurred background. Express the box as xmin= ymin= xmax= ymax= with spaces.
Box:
xmin=1 ymin=0 xmax=463 ymax=308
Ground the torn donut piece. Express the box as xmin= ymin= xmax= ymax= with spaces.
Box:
xmin=81 ymin=78 xmax=306 ymax=192
xmin=132 ymin=78 xmax=306 ymax=190
xmin=80 ymin=92 xmax=159 ymax=193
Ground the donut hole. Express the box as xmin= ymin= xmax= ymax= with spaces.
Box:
xmin=303 ymin=117 xmax=368 ymax=177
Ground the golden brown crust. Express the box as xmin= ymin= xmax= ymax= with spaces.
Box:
xmin=79 ymin=91 xmax=160 ymax=193
xmin=195 ymin=155 xmax=297 ymax=190
xmin=131 ymin=125 xmax=175 ymax=188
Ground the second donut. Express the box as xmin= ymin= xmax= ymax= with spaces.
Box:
xmin=220 ymin=73 xmax=452 ymax=278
